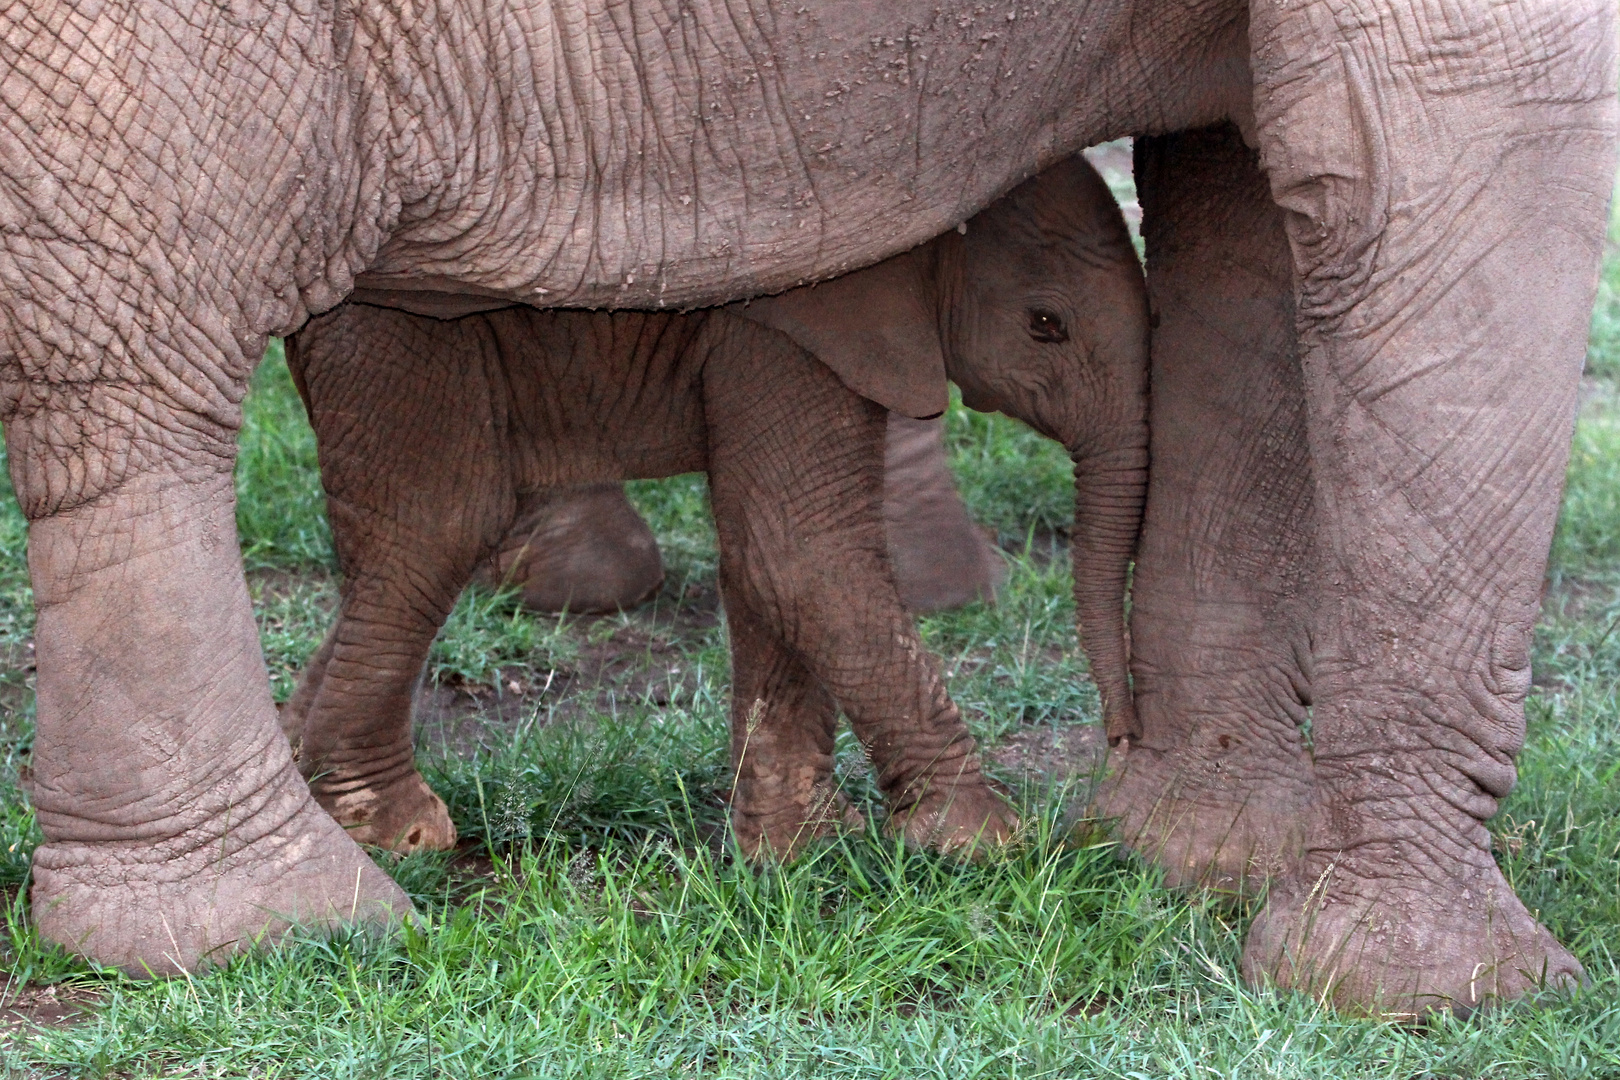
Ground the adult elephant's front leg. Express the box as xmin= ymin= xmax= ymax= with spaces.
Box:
xmin=1098 ymin=124 xmax=1318 ymax=896
xmin=8 ymin=392 xmax=408 ymax=974
xmin=1236 ymin=0 xmax=1617 ymax=1013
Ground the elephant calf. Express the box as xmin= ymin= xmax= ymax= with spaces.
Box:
xmin=282 ymin=156 xmax=1148 ymax=858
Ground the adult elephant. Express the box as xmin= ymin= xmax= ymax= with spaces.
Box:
xmin=0 ymin=0 xmax=1613 ymax=1013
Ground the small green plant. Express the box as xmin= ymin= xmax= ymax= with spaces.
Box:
xmin=251 ymin=572 xmax=339 ymax=702
xmin=919 ymin=548 xmax=1099 ymax=743
xmin=428 ymin=585 xmax=580 ymax=689
xmin=0 ymin=436 xmax=34 ymax=653
xmin=430 ymin=704 xmax=729 ymax=851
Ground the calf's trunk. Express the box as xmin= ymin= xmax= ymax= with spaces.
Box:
xmin=1069 ymin=441 xmax=1148 ymax=743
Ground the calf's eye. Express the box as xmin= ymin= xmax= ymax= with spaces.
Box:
xmin=1026 ymin=308 xmax=1068 ymax=343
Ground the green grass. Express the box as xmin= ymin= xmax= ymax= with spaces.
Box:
xmin=235 ymin=340 xmax=336 ymax=571
xmin=0 ymin=417 xmax=36 ymax=898
xmin=2 ymin=199 xmax=1620 ymax=1076
xmin=1583 ymin=180 xmax=1620 ymax=383
xmin=625 ymin=474 xmax=719 ymax=591
xmin=943 ymin=394 xmax=1075 ymax=547
xmin=1552 ymin=382 xmax=1620 ymax=576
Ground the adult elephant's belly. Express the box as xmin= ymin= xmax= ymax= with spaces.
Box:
xmin=347 ymin=0 xmax=1249 ymax=312
xmin=345 ymin=282 xmax=523 ymax=321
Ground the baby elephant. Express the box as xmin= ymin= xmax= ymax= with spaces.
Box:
xmin=281 ymin=156 xmax=1148 ymax=858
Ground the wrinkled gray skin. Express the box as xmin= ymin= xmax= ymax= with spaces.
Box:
xmin=475 ymin=416 xmax=1004 ymax=616
xmin=282 ymin=157 xmax=1145 ymax=863
xmin=1 ymin=0 xmax=1614 ymax=1014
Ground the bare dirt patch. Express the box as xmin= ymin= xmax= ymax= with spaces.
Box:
xmin=0 ymin=975 xmax=99 ymax=1037
xmin=413 ymin=584 xmax=723 ymax=758
xmin=989 ymin=723 xmax=1106 ymax=788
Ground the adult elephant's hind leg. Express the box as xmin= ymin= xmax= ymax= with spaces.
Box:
xmin=1240 ymin=0 xmax=1616 ymax=1014
xmin=1097 ymin=124 xmax=1318 ymax=895
xmin=16 ymin=452 xmax=408 ymax=974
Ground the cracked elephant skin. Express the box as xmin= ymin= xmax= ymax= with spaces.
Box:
xmin=0 ymin=0 xmax=1613 ymax=1013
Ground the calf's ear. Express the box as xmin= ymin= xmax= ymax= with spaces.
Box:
xmin=733 ymin=245 xmax=947 ymax=419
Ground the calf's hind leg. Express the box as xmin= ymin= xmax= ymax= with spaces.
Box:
xmin=473 ymin=483 xmax=665 ymax=614
xmin=704 ymin=320 xmax=1017 ymax=855
xmin=285 ymin=308 xmax=515 ymax=853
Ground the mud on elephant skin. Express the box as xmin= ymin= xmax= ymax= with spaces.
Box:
xmin=3 ymin=0 xmax=1615 ymax=1011
xmin=283 ymin=156 xmax=1147 ymax=861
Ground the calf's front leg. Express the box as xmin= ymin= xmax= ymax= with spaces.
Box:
xmin=704 ymin=322 xmax=1017 ymax=854
xmin=722 ymin=596 xmax=865 ymax=859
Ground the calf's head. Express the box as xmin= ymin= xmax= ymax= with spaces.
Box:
xmin=941 ymin=158 xmax=1150 ymax=743
xmin=735 ymin=155 xmax=1150 ymax=741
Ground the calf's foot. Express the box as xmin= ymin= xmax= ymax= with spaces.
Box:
xmin=888 ymin=766 xmax=1020 ymax=855
xmin=310 ymin=770 xmax=458 ymax=854
xmin=731 ymin=782 xmax=867 ymax=861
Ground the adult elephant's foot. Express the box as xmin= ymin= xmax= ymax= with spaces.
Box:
xmin=1233 ymin=679 xmax=1588 ymax=1016
xmin=1243 ymin=853 xmax=1582 ymax=1017
xmin=30 ymin=764 xmax=409 ymax=976
xmin=475 ymin=484 xmax=664 ymax=614
xmin=887 ymin=769 xmax=1020 ymax=855
xmin=310 ymin=770 xmax=458 ymax=854
xmin=731 ymin=783 xmax=866 ymax=861
xmin=882 ymin=414 xmax=1004 ymax=613
xmin=21 ymin=470 xmax=411 ymax=974
xmin=1232 ymin=0 xmax=1612 ymax=1015
xmin=1095 ymin=739 xmax=1310 ymax=894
